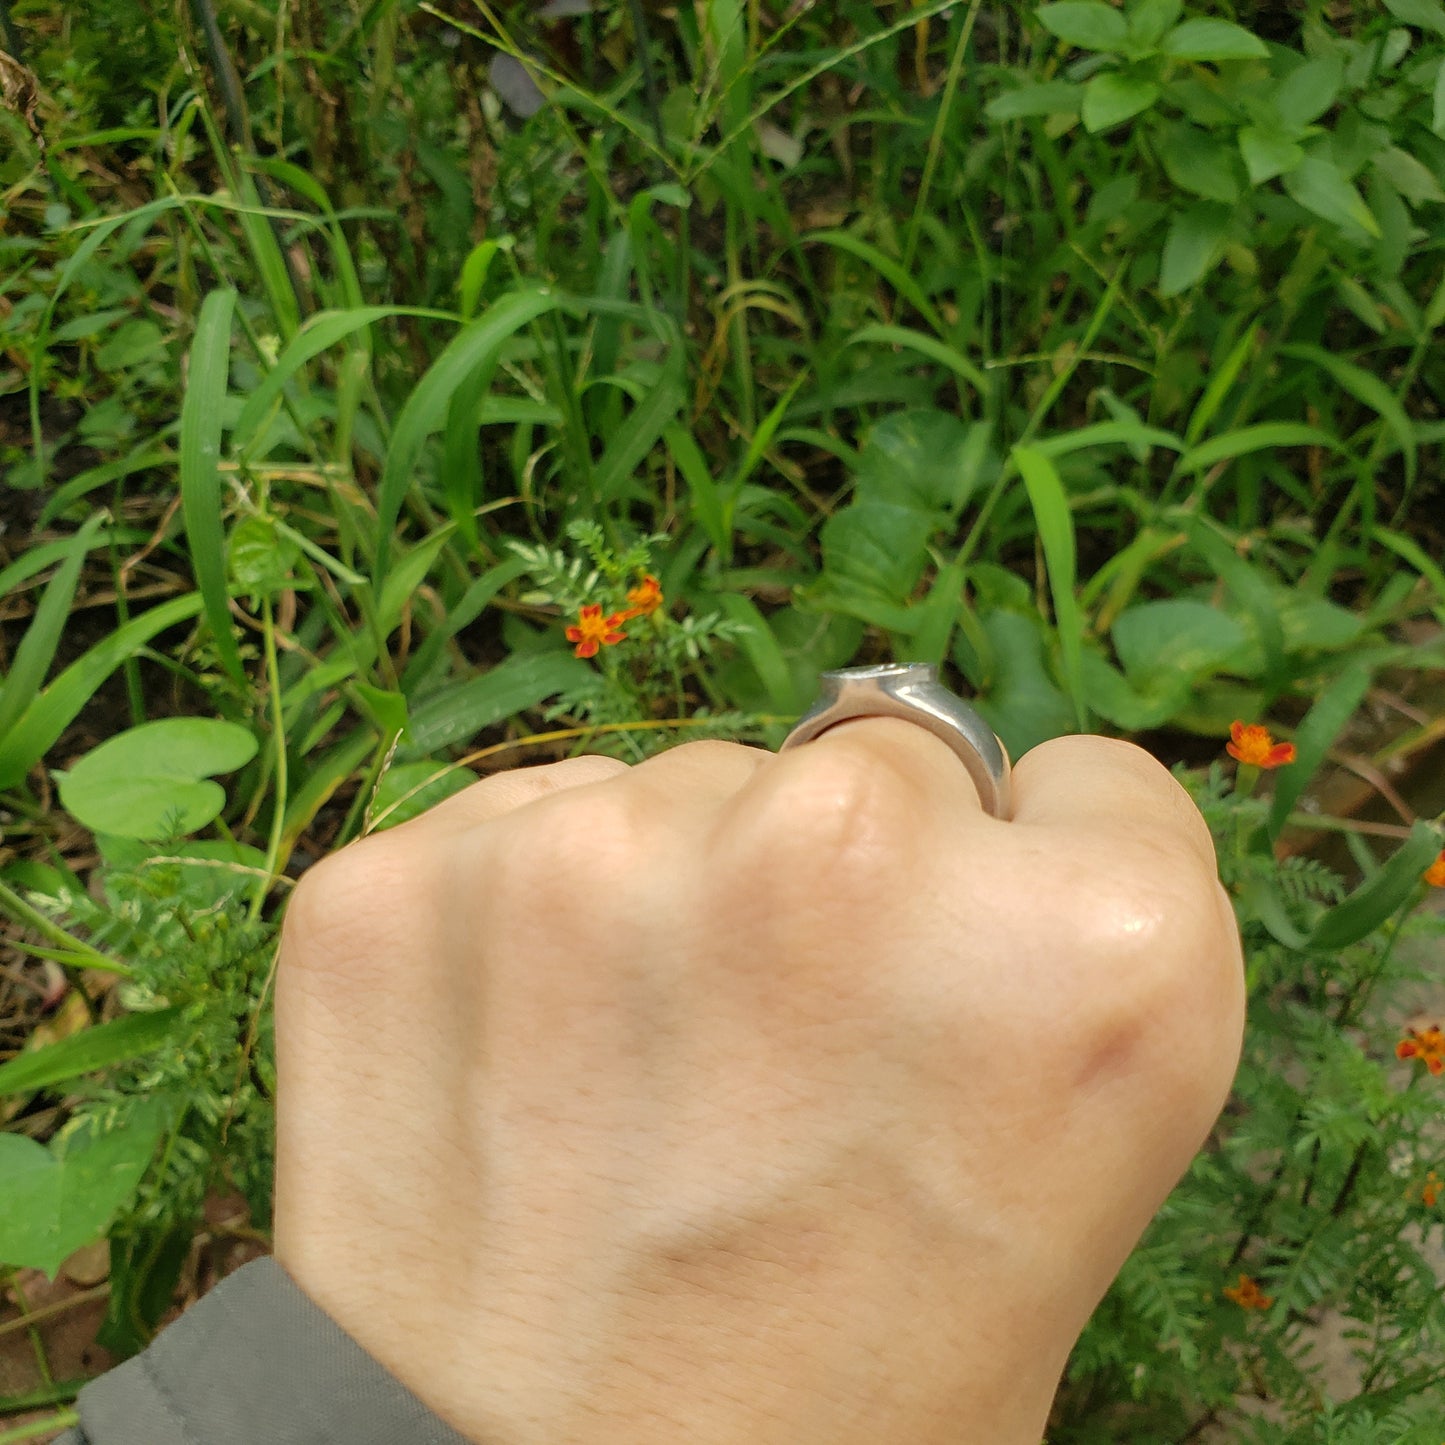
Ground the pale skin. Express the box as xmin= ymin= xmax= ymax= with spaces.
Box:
xmin=274 ymin=723 xmax=1246 ymax=1444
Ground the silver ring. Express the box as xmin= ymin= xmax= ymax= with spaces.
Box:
xmin=778 ymin=663 xmax=1012 ymax=819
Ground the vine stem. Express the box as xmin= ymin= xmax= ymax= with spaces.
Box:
xmin=0 ymin=1410 xmax=80 ymax=1444
xmin=249 ymin=595 xmax=288 ymax=922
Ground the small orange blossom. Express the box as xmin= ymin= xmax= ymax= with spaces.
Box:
xmin=1419 ymin=1171 xmax=1442 ymax=1208
xmin=1424 ymin=850 xmax=1445 ymax=888
xmin=1396 ymin=1025 xmax=1445 ymax=1077
xmin=565 ymin=604 xmax=629 ymax=659
xmin=619 ymin=573 xmax=663 ymax=620
xmin=1222 ymin=1274 xmax=1273 ymax=1310
xmin=1226 ymin=721 xmax=1296 ymax=768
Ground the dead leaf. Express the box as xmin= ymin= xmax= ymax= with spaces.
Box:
xmin=0 ymin=48 xmax=44 ymax=152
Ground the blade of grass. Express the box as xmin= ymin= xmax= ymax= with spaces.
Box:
xmin=1184 ymin=321 xmax=1260 ymax=447
xmin=1174 ymin=423 xmax=1344 ymax=474
xmin=845 ymin=323 xmax=992 ymax=403
xmin=0 ymin=594 xmax=205 ymax=791
xmin=0 ymin=1009 xmax=186 ymax=1098
xmin=1265 ymin=660 xmax=1374 ymax=845
xmin=374 ymin=287 xmax=573 ymax=598
xmin=593 ymin=352 xmax=687 ymax=504
xmin=806 ymin=231 xmax=946 ymax=336
xmin=0 ymin=512 xmax=109 ymax=746
xmin=1279 ymin=342 xmax=1417 ymax=489
xmin=901 ymin=0 xmax=984 ymax=271
xmin=180 ymin=288 xmax=245 ymax=688
xmin=1012 ymin=445 xmax=1089 ymax=732
xmin=232 ymin=305 xmax=454 ymax=459
xmin=1305 ymin=820 xmax=1442 ymax=952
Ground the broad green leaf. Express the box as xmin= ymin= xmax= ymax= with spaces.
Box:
xmin=1185 ymin=518 xmax=1285 ymax=678
xmin=1278 ymin=343 xmax=1416 ymax=487
xmin=1162 ymin=18 xmax=1268 ymax=60
xmin=1305 ymin=821 xmax=1443 ymax=951
xmin=1158 ymin=123 xmax=1241 ymax=203
xmin=1128 ymin=0 xmax=1183 ymax=49
xmin=404 ymin=653 xmax=588 ymax=757
xmin=1239 ymin=127 xmax=1304 ymax=185
xmin=180 ymin=289 xmax=245 ymax=688
xmin=1373 ymin=145 xmax=1445 ymax=205
xmin=1160 ymin=202 xmax=1233 ymax=296
xmin=56 ymin=718 xmax=258 ymax=841
xmin=96 ymin=319 xmax=165 ymax=371
xmin=0 ymin=1101 xmax=169 ymax=1277
xmin=1175 ymin=423 xmax=1344 ymax=473
xmin=0 ymin=594 xmax=205 ymax=792
xmin=229 ymin=514 xmax=302 ymax=598
xmin=1434 ymin=58 xmax=1445 ymax=137
xmin=1273 ymin=56 xmax=1345 ymax=132
xmin=1012 ymin=445 xmax=1088 ymax=730
xmin=1079 ymin=649 xmax=1188 ymax=729
xmin=1283 ymin=154 xmax=1382 ymax=237
xmin=1266 ymin=661 xmax=1373 ymax=843
xmin=0 ymin=1009 xmax=186 ymax=1098
xmin=1111 ymin=599 xmax=1247 ymax=686
xmin=821 ymin=500 xmax=936 ymax=603
xmin=907 ymin=559 xmax=968 ymax=666
xmin=1083 ymin=73 xmax=1160 ymax=131
xmin=1383 ymin=0 xmax=1445 ymax=34
xmin=0 ymin=513 xmax=109 ymax=745
xmin=1036 ymin=3 xmax=1129 ymax=51
xmin=985 ymin=81 xmax=1085 ymax=120
xmin=970 ymin=610 xmax=1077 ymax=759
xmin=353 ymin=683 xmax=409 ymax=739
xmin=1275 ymin=593 xmax=1363 ymax=652
xmin=853 ymin=409 xmax=986 ymax=518
xmin=375 ymin=288 xmax=572 ymax=596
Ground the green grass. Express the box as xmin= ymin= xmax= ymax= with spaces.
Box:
xmin=1 ymin=1 xmax=1444 ymax=1437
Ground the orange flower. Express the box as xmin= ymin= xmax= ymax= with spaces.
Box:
xmin=1424 ymin=851 xmax=1445 ymax=888
xmin=1419 ymin=1171 xmax=1442 ymax=1208
xmin=565 ymin=604 xmax=629 ymax=659
xmin=1222 ymin=1274 xmax=1273 ymax=1310
xmin=1226 ymin=721 xmax=1296 ymax=768
xmin=615 ymin=574 xmax=664 ymax=622
xmin=1396 ymin=1025 xmax=1445 ymax=1077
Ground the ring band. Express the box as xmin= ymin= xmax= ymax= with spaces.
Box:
xmin=778 ymin=663 xmax=1012 ymax=819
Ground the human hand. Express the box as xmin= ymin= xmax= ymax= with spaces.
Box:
xmin=273 ymin=724 xmax=1245 ymax=1444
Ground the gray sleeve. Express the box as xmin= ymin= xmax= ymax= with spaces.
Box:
xmin=53 ymin=1256 xmax=474 ymax=1445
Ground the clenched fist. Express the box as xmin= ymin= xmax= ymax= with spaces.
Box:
xmin=274 ymin=722 xmax=1245 ymax=1444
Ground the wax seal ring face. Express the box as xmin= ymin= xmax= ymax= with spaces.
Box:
xmin=778 ymin=662 xmax=1013 ymax=820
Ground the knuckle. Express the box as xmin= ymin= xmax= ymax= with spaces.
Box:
xmin=726 ymin=748 xmax=915 ymax=899
xmin=501 ymin=783 xmax=658 ymax=904
xmin=283 ymin=835 xmax=415 ymax=959
xmin=1066 ymin=843 xmax=1240 ymax=1067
